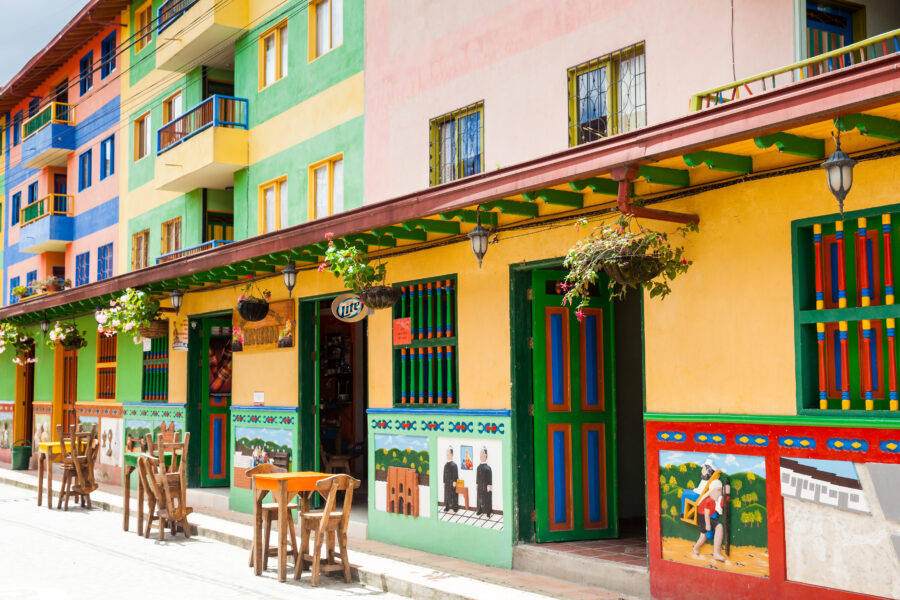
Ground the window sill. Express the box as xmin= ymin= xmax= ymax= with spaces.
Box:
xmin=308 ymin=43 xmax=342 ymax=64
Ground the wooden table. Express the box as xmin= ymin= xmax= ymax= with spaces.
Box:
xmin=36 ymin=441 xmax=71 ymax=509
xmin=123 ymin=452 xmax=173 ymax=535
xmin=251 ymin=471 xmax=329 ymax=582
xmin=455 ymin=484 xmax=470 ymax=510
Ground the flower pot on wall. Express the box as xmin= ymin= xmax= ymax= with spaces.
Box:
xmin=237 ymin=299 xmax=270 ymax=321
xmin=61 ymin=334 xmax=86 ymax=351
xmin=359 ymin=285 xmax=402 ymax=310
xmin=138 ymin=319 xmax=168 ymax=339
xmin=602 ymin=254 xmax=665 ymax=286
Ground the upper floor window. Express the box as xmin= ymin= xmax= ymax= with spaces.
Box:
xmin=101 ymin=32 xmax=117 ymax=79
xmin=309 ymin=155 xmax=343 ymax=219
xmin=310 ymin=0 xmax=342 ymax=59
xmin=162 ymin=92 xmax=183 ymax=124
xmin=99 ymin=136 xmax=115 ymax=180
xmin=567 ymin=42 xmax=645 ymax=146
xmin=10 ymin=193 xmax=21 ymax=226
xmin=78 ymin=150 xmax=92 ymax=191
xmin=259 ymin=176 xmax=288 ymax=234
xmin=135 ymin=2 xmax=153 ymax=53
xmin=9 ymin=277 xmax=19 ymax=305
xmin=259 ymin=21 xmax=287 ymax=88
xmin=12 ymin=111 xmax=22 ymax=146
xmin=793 ymin=208 xmax=900 ymax=414
xmin=28 ymin=98 xmax=39 ymax=118
xmin=75 ymin=252 xmax=90 ymax=286
xmin=79 ymin=51 xmax=93 ymax=96
xmin=134 ymin=112 xmax=151 ymax=161
xmin=132 ymin=229 xmax=149 ymax=270
xmin=97 ymin=243 xmax=113 ymax=281
xmin=96 ymin=333 xmax=117 ymax=400
xmin=26 ymin=270 xmax=37 ymax=289
xmin=27 ymin=182 xmax=38 ymax=206
xmin=428 ymin=102 xmax=483 ymax=186
xmin=162 ymin=217 xmax=182 ymax=255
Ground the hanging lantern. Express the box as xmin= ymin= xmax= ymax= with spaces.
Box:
xmin=40 ymin=318 xmax=50 ymax=335
xmin=468 ymin=210 xmax=490 ymax=268
xmin=821 ymin=131 xmax=857 ymax=217
xmin=170 ymin=289 xmax=184 ymax=315
xmin=282 ymin=262 xmax=298 ymax=296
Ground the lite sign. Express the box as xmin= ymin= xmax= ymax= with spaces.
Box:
xmin=331 ymin=293 xmax=372 ymax=322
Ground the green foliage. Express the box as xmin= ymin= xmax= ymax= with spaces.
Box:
xmin=47 ymin=321 xmax=87 ymax=350
xmin=0 ymin=322 xmax=33 ymax=359
xmin=374 ymin=447 xmax=430 ymax=476
xmin=235 ymin=436 xmax=290 ymax=454
xmin=97 ymin=288 xmax=161 ymax=340
xmin=320 ymin=233 xmax=386 ymax=293
xmin=11 ymin=286 xmax=28 ymax=298
xmin=237 ymin=280 xmax=271 ymax=303
xmin=563 ymin=214 xmax=697 ymax=313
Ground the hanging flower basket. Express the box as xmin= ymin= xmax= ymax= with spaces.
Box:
xmin=359 ymin=285 xmax=403 ymax=310
xmin=238 ymin=298 xmax=270 ymax=321
xmin=601 ymin=242 xmax=665 ymax=286
xmin=61 ymin=334 xmax=87 ymax=351
xmin=48 ymin=321 xmax=87 ymax=351
xmin=138 ymin=319 xmax=169 ymax=339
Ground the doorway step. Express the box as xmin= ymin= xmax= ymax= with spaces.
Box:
xmin=185 ymin=487 xmax=230 ymax=512
xmin=512 ymin=537 xmax=650 ymax=600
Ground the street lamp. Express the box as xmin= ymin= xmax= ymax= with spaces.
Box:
xmin=170 ymin=289 xmax=184 ymax=315
xmin=821 ymin=131 xmax=857 ymax=217
xmin=282 ymin=262 xmax=298 ymax=296
xmin=40 ymin=318 xmax=49 ymax=335
xmin=468 ymin=209 xmax=490 ymax=268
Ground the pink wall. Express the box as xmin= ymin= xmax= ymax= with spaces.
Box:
xmin=66 ymin=225 xmax=118 ymax=284
xmin=363 ymin=0 xmax=795 ymax=204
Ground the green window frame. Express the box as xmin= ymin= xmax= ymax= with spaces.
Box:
xmin=793 ymin=203 xmax=900 ymax=416
xmin=392 ymin=274 xmax=459 ymax=407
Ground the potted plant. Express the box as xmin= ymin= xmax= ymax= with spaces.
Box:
xmin=237 ymin=280 xmax=271 ymax=322
xmin=562 ymin=214 xmax=697 ymax=314
xmin=97 ymin=288 xmax=165 ymax=340
xmin=11 ymin=286 xmax=29 ymax=300
xmin=44 ymin=277 xmax=71 ymax=292
xmin=320 ymin=232 xmax=401 ymax=309
xmin=0 ymin=322 xmax=34 ymax=363
xmin=47 ymin=321 xmax=87 ymax=351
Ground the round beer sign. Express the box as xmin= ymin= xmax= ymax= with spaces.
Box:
xmin=331 ymin=293 xmax=370 ymax=322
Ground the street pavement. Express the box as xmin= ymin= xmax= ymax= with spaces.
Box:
xmin=0 ymin=482 xmax=402 ymax=600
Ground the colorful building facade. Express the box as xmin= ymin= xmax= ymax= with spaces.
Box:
xmin=1 ymin=2 xmax=900 ymax=599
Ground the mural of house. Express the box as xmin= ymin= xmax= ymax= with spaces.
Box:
xmin=780 ymin=457 xmax=870 ymax=514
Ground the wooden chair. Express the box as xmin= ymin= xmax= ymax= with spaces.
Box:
xmin=295 ymin=474 xmax=360 ymax=586
xmin=246 ymin=462 xmax=299 ymax=570
xmin=319 ymin=442 xmax=353 ymax=475
xmin=137 ymin=454 xmax=166 ymax=538
xmin=56 ymin=424 xmax=99 ymax=510
xmin=139 ymin=433 xmax=193 ymax=540
xmin=681 ymin=470 xmax=722 ymax=525
xmin=144 ymin=429 xmax=180 ymax=454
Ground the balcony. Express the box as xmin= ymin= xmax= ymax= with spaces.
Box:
xmin=18 ymin=194 xmax=74 ymax=253
xmin=156 ymin=0 xmax=248 ymax=72
xmin=690 ymin=29 xmax=900 ymax=111
xmin=156 ymin=239 xmax=234 ymax=265
xmin=155 ymin=95 xmax=249 ymax=192
xmin=20 ymin=102 xmax=75 ymax=168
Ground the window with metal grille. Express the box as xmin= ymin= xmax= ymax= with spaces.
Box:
xmin=96 ymin=333 xmax=117 ymax=400
xmin=567 ymin=42 xmax=646 ymax=147
xmin=161 ymin=218 xmax=181 ymax=254
xmin=142 ymin=334 xmax=169 ymax=402
xmin=392 ymin=276 xmax=458 ymax=407
xmin=26 ymin=271 xmax=36 ymax=292
xmin=97 ymin=243 xmax=113 ymax=281
xmin=428 ymin=103 xmax=483 ymax=187
xmin=132 ymin=230 xmax=149 ymax=270
xmin=75 ymin=252 xmax=90 ymax=286
xmin=793 ymin=207 xmax=900 ymax=413
xmin=9 ymin=277 xmax=19 ymax=305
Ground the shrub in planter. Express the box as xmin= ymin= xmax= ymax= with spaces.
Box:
xmin=563 ymin=214 xmax=697 ymax=315
xmin=237 ymin=281 xmax=271 ymax=322
xmin=47 ymin=321 xmax=87 ymax=351
xmin=319 ymin=232 xmax=401 ymax=309
xmin=11 ymin=286 xmax=29 ymax=300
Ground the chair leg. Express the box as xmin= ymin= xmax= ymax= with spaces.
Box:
xmin=294 ymin=521 xmax=311 ymax=580
xmin=312 ymin=528 xmax=325 ymax=587
xmin=339 ymin=532 xmax=351 ymax=583
xmin=158 ymin=516 xmax=166 ymax=541
xmin=182 ymin=518 xmax=191 ymax=539
xmin=326 ymin=529 xmax=336 ymax=564
xmin=144 ymin=501 xmax=155 ymax=538
xmin=287 ymin=516 xmax=298 ymax=561
xmin=263 ymin=512 xmax=273 ymax=570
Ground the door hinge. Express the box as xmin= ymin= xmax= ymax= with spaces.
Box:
xmin=526 ymin=288 xmax=533 ymax=301
xmin=530 ymin=509 xmax=536 ymax=522
xmin=527 ymin=337 xmax=533 ymax=350
xmin=528 ymin=404 xmax=534 ymax=417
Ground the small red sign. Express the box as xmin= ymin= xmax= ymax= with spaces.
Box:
xmin=393 ymin=318 xmax=412 ymax=345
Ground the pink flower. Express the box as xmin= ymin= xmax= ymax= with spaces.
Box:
xmin=325 ymin=232 xmax=334 ymax=240
xmin=317 ymin=262 xmax=328 ymax=272
xmin=574 ymin=222 xmax=581 ymax=232
xmin=237 ymin=294 xmax=246 ymax=302
xmin=681 ymin=259 xmax=688 ymax=265
xmin=575 ymin=309 xmax=584 ymax=322
xmin=559 ymin=282 xmax=570 ymax=291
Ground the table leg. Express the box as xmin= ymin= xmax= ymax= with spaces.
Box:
xmin=277 ymin=481 xmax=289 ymax=582
xmin=47 ymin=451 xmax=54 ymax=510
xmin=123 ymin=465 xmax=133 ymax=531
xmin=37 ymin=451 xmax=45 ymax=507
xmin=253 ymin=488 xmax=266 ymax=576
xmin=137 ymin=475 xmax=145 ymax=537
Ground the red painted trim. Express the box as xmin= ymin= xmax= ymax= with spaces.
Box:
xmin=581 ymin=422 xmax=606 ymax=530
xmin=545 ymin=307 xmax=571 ymax=413
xmin=207 ymin=414 xmax=226 ymax=480
xmin=547 ymin=423 xmax=573 ymax=533
xmin=647 ymin=420 xmax=900 ymax=600
xmin=208 ymin=395 xmax=227 ymax=408
xmin=579 ymin=308 xmax=604 ymax=412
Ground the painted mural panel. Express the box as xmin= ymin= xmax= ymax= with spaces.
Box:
xmin=99 ymin=417 xmax=122 ymax=468
xmin=658 ymin=450 xmax=768 ymax=577
xmin=436 ymin=437 xmax=503 ymax=531
xmin=124 ymin=419 xmax=182 ymax=452
xmin=374 ymin=434 xmax=430 ymax=518
xmin=782 ymin=459 xmax=900 ymax=599
xmin=232 ymin=425 xmax=293 ymax=489
xmin=0 ymin=403 xmax=12 ymax=463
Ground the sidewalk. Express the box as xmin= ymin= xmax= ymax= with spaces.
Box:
xmin=0 ymin=467 xmax=636 ymax=600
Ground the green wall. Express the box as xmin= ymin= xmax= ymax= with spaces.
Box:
xmin=0 ymin=350 xmax=15 ymax=401
xmin=126 ymin=191 xmax=205 ymax=264
xmin=117 ymin=333 xmax=144 ymax=403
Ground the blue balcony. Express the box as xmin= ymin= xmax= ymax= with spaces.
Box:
xmin=156 ymin=239 xmax=234 ymax=264
xmin=20 ymin=102 xmax=75 ymax=169
xmin=18 ymin=194 xmax=75 ymax=253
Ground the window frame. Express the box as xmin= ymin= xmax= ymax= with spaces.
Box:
xmin=132 ymin=229 xmax=150 ymax=270
xmin=78 ymin=150 xmax=92 ymax=191
xmin=162 ymin=91 xmax=183 ymax=124
xmin=9 ymin=276 xmax=20 ymax=305
xmin=79 ymin=51 xmax=94 ymax=96
xmin=75 ymin=252 xmax=90 ymax=286
xmin=134 ymin=112 xmax=151 ymax=161
xmin=161 ymin=217 xmax=182 ymax=255
xmin=428 ymin=102 xmax=484 ymax=187
xmin=101 ymin=31 xmax=117 ymax=79
xmin=258 ymin=20 xmax=288 ymax=89
xmin=308 ymin=154 xmax=344 ymax=220
xmin=258 ymin=176 xmax=288 ymax=234
xmin=10 ymin=192 xmax=21 ymax=226
xmin=99 ymin=135 xmax=115 ymax=180
xmin=27 ymin=182 xmax=38 ymax=206
xmin=12 ymin=111 xmax=22 ymax=146
xmin=134 ymin=2 xmax=153 ymax=54
xmin=97 ymin=242 xmax=113 ymax=281
xmin=308 ymin=0 xmax=342 ymax=61
xmin=96 ymin=332 xmax=117 ymax=401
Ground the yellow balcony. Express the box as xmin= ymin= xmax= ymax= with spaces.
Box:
xmin=155 ymin=0 xmax=248 ymax=72
xmin=18 ymin=194 xmax=75 ymax=254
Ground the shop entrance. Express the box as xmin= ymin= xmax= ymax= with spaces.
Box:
xmin=298 ymin=297 xmax=368 ymax=491
xmin=14 ymin=342 xmax=35 ymax=449
xmin=60 ymin=348 xmax=78 ymax=435
xmin=187 ymin=314 xmax=233 ymax=487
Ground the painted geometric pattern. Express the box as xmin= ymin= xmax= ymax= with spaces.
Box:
xmin=75 ymin=403 xmax=123 ymax=417
xmin=827 ymin=438 xmax=869 ymax=452
xmin=694 ymin=432 xmax=726 ymax=444
xmin=232 ymin=413 xmax=295 ymax=425
xmin=369 ymin=417 xmax=505 ymax=435
xmin=879 ymin=440 xmax=900 ymax=453
xmin=778 ymin=436 xmax=816 ymax=449
xmin=34 ymin=403 xmax=52 ymax=414
xmin=656 ymin=431 xmax=686 ymax=442
xmin=735 ymin=434 xmax=769 ymax=447
xmin=123 ymin=405 xmax=185 ymax=420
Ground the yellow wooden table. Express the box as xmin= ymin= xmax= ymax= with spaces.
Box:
xmin=251 ymin=471 xmax=330 ymax=582
xmin=36 ymin=440 xmax=74 ymax=509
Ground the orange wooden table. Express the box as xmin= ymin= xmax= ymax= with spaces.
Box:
xmin=251 ymin=471 xmax=329 ymax=582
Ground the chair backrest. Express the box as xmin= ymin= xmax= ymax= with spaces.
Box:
xmin=137 ymin=454 xmax=162 ymax=506
xmin=56 ymin=423 xmax=76 ymax=465
xmin=316 ymin=474 xmax=360 ymax=533
xmin=145 ymin=430 xmax=181 ymax=456
xmin=245 ymin=461 xmax=286 ymax=491
xmin=156 ymin=431 xmax=190 ymax=476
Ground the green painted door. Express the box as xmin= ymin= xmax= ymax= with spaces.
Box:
xmin=200 ymin=317 xmax=232 ymax=487
xmin=531 ymin=269 xmax=617 ymax=541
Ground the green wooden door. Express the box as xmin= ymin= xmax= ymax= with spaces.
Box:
xmin=200 ymin=317 xmax=232 ymax=487
xmin=532 ymin=269 xmax=617 ymax=541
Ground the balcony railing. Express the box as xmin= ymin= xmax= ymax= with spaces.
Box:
xmin=690 ymin=29 xmax=900 ymax=111
xmin=156 ymin=239 xmax=234 ymax=264
xmin=157 ymin=95 xmax=248 ymax=155
xmin=158 ymin=0 xmax=200 ymax=32
xmin=22 ymin=102 xmax=75 ymax=140
xmin=21 ymin=194 xmax=73 ymax=226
